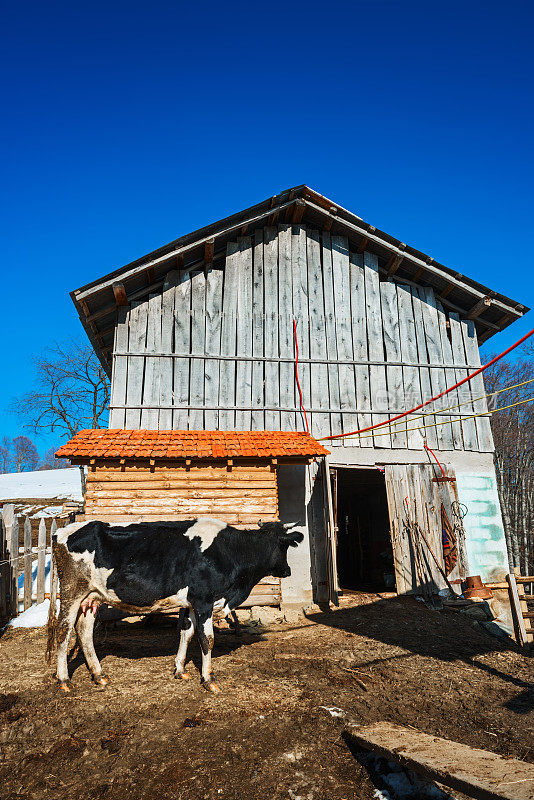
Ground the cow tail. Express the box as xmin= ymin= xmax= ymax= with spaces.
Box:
xmin=45 ymin=539 xmax=59 ymax=664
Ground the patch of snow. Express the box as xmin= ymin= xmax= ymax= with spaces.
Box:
xmin=319 ymin=706 xmax=345 ymax=718
xmin=9 ymin=599 xmax=51 ymax=628
xmin=0 ymin=467 xmax=83 ymax=503
xmin=369 ymin=755 xmax=457 ymax=799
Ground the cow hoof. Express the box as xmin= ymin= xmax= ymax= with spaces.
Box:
xmin=174 ymin=670 xmax=192 ymax=680
xmin=92 ymin=672 xmax=110 ymax=687
xmin=202 ymin=679 xmax=221 ymax=694
xmin=58 ymin=680 xmax=73 ymax=694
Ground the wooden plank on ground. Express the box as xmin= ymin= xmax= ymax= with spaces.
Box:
xmin=235 ymin=236 xmax=253 ymax=430
xmin=278 ymin=224 xmax=295 ymax=431
xmin=263 ymin=227 xmax=280 ymax=429
xmin=189 ymin=270 xmax=206 ymax=429
xmin=173 ymin=272 xmax=192 ymax=430
xmin=364 ymin=251 xmax=390 ymax=447
xmin=332 ymin=235 xmax=357 ymax=444
xmin=307 ymin=229 xmax=330 ymax=438
xmin=109 ymin=307 xmax=129 ymax=427
xmin=251 ymin=229 xmax=265 ymax=430
xmin=345 ymin=721 xmax=534 ymax=800
xmin=291 ymin=226 xmax=310 ymax=432
xmin=204 ymin=265 xmax=223 ymax=430
xmin=349 ymin=250 xmax=368 ymax=446
xmin=322 ymin=233 xmax=342 ymax=437
xmin=159 ymin=271 xmax=179 ymax=429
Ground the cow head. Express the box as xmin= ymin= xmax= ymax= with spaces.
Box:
xmin=258 ymin=521 xmax=304 ymax=578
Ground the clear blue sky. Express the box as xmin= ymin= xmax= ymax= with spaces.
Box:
xmin=2 ymin=0 xmax=533 ymax=455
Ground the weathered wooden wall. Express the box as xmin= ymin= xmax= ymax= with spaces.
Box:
xmin=84 ymin=463 xmax=278 ymax=526
xmin=109 ymin=225 xmax=493 ymax=452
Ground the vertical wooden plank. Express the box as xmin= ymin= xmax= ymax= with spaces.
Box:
xmin=109 ymin=307 xmax=129 ymax=428
xmin=263 ymin=227 xmax=280 ymax=429
xmin=461 ymin=319 xmax=494 ymax=452
xmin=10 ymin=515 xmax=19 ymax=617
xmin=418 ymin=287 xmax=453 ymax=450
xmin=417 ymin=464 xmax=447 ymax=591
xmin=436 ymin=302 xmax=463 ymax=449
xmin=159 ymin=270 xmax=179 ymax=430
xmin=189 ymin=270 xmax=207 ymax=430
xmin=331 ymin=235 xmax=358 ymax=444
xmin=141 ymin=293 xmax=162 ymax=429
xmin=204 ymin=266 xmax=224 ymax=430
xmin=173 ymin=272 xmax=192 ymax=430
xmin=349 ymin=250 xmax=370 ymax=447
xmin=235 ymin=237 xmax=253 ymax=430
xmin=50 ymin=519 xmax=57 ymax=621
xmin=219 ymin=242 xmax=239 ymax=430
xmin=23 ymin=517 xmax=32 ymax=611
xmin=307 ymin=230 xmax=330 ymax=438
xmin=36 ymin=518 xmax=46 ymax=605
xmin=323 ymin=458 xmax=339 ymax=605
xmin=397 ymin=284 xmax=424 ymax=450
xmin=291 ymin=226 xmax=311 ymax=432
xmin=364 ymin=251 xmax=390 ymax=447
xmin=384 ymin=465 xmax=412 ymax=593
xmin=449 ymin=312 xmax=478 ymax=451
xmin=0 ymin=518 xmax=6 ymax=619
xmin=411 ymin=288 xmax=438 ymax=449
xmin=380 ymin=281 xmax=407 ymax=448
xmin=125 ymin=301 xmax=148 ymax=429
xmin=278 ymin=224 xmax=295 ymax=430
xmin=322 ymin=232 xmax=342 ymax=437
xmin=251 ymin=229 xmax=265 ymax=430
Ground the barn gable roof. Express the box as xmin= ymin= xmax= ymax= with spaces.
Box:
xmin=70 ymin=185 xmax=528 ymax=374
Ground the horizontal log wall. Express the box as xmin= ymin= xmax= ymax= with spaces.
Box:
xmin=109 ymin=225 xmax=493 ymax=452
xmin=84 ymin=464 xmax=278 ymax=525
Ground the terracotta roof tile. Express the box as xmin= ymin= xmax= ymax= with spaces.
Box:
xmin=55 ymin=429 xmax=329 ymax=462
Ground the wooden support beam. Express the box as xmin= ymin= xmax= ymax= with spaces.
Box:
xmin=176 ymin=253 xmax=184 ymax=269
xmin=412 ymin=266 xmax=425 ymax=282
xmin=439 ymin=282 xmax=454 ymax=299
xmin=468 ymin=295 xmax=492 ymax=320
xmin=146 ymin=267 xmax=154 ymax=284
xmin=386 ymin=244 xmax=406 ymax=276
xmin=112 ymin=282 xmax=129 ymax=307
xmin=227 ymin=458 xmax=233 ymax=472
xmin=204 ymin=237 xmax=215 ymax=264
xmin=291 ymin=199 xmax=305 ymax=224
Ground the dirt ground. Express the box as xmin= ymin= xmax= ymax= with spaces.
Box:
xmin=0 ymin=594 xmax=533 ymax=800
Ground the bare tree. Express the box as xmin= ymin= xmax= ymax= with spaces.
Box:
xmin=40 ymin=446 xmax=70 ymax=470
xmin=11 ymin=340 xmax=110 ymax=439
xmin=11 ymin=436 xmax=40 ymax=472
xmin=483 ymin=347 xmax=534 ymax=576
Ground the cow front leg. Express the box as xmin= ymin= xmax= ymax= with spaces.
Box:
xmin=174 ymin=608 xmax=195 ymax=680
xmin=195 ymin=607 xmax=220 ymax=694
xmin=75 ymin=608 xmax=109 ymax=687
xmin=56 ymin=598 xmax=84 ymax=692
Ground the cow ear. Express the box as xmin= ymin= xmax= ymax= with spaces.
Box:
xmin=280 ymin=529 xmax=304 ymax=547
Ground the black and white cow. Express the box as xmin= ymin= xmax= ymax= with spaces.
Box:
xmin=46 ymin=518 xmax=303 ymax=693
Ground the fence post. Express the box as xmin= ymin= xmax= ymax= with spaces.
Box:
xmin=23 ymin=517 xmax=32 ymax=611
xmin=36 ymin=518 xmax=46 ymax=605
xmin=0 ymin=517 xmax=7 ymax=620
xmin=50 ymin=517 xmax=57 ymax=615
xmin=10 ymin=515 xmax=19 ymax=617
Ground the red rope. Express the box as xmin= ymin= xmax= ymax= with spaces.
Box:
xmin=321 ymin=325 xmax=534 ymax=441
xmin=293 ymin=319 xmax=310 ymax=433
xmin=424 ymin=442 xmax=446 ymax=478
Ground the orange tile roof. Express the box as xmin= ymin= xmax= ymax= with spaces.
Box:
xmin=55 ymin=429 xmax=330 ymax=462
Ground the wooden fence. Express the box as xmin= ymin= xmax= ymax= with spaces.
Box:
xmin=0 ymin=505 xmax=59 ymax=621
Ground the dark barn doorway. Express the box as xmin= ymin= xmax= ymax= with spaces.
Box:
xmin=333 ymin=468 xmax=395 ymax=592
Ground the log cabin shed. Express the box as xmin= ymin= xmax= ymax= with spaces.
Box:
xmin=57 ymin=185 xmax=528 ymax=610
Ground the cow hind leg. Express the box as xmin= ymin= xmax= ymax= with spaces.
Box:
xmin=195 ymin=607 xmax=220 ymax=694
xmin=76 ymin=610 xmax=109 ymax=687
xmin=174 ymin=609 xmax=195 ymax=680
xmin=56 ymin=597 xmax=85 ymax=692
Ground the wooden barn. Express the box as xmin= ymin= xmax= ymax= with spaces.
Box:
xmin=59 ymin=186 xmax=528 ymax=609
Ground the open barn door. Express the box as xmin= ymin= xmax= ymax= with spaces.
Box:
xmin=384 ymin=464 xmax=466 ymax=595
xmin=322 ymin=458 xmax=339 ymax=606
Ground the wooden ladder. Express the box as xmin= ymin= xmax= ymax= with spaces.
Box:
xmin=488 ymin=573 xmax=534 ymax=649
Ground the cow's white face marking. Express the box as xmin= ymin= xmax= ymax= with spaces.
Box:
xmin=184 ymin=518 xmax=226 ymax=552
